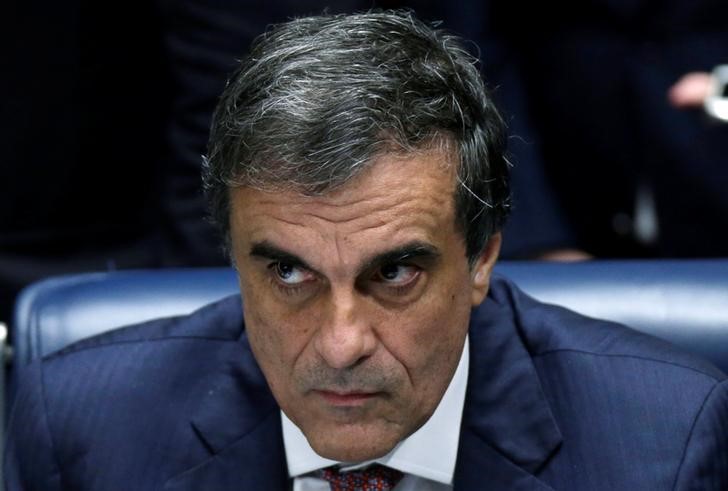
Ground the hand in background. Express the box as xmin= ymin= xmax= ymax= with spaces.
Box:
xmin=668 ymin=72 xmax=714 ymax=108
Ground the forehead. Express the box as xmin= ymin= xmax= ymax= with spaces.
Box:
xmin=229 ymin=149 xmax=462 ymax=269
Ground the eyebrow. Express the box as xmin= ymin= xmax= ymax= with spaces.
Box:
xmin=248 ymin=240 xmax=441 ymax=276
xmin=356 ymin=241 xmax=441 ymax=275
xmin=250 ymin=241 xmax=314 ymax=270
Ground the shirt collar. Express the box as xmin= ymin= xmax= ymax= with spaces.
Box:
xmin=282 ymin=336 xmax=470 ymax=485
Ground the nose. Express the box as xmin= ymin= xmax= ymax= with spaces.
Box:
xmin=313 ymin=288 xmax=377 ymax=369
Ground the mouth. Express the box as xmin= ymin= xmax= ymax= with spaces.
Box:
xmin=314 ymin=389 xmax=382 ymax=407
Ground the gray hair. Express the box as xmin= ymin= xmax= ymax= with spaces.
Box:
xmin=203 ymin=9 xmax=510 ymax=262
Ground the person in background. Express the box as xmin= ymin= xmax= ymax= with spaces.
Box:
xmin=412 ymin=1 xmax=728 ymax=259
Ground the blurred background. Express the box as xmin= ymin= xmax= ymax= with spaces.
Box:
xmin=2 ymin=0 xmax=727 ymax=325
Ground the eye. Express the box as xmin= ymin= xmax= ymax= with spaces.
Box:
xmin=374 ymin=263 xmax=420 ymax=286
xmin=270 ymin=261 xmax=315 ymax=286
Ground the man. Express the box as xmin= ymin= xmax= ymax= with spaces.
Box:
xmin=5 ymin=10 xmax=728 ymax=491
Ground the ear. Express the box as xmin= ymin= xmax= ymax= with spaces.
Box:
xmin=470 ymin=233 xmax=502 ymax=306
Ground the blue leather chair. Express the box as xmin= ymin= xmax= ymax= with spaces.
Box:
xmin=11 ymin=268 xmax=239 ymax=365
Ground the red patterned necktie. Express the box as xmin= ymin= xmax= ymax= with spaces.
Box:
xmin=318 ymin=464 xmax=404 ymax=491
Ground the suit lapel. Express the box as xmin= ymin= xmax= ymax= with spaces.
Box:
xmin=454 ymin=287 xmax=562 ymax=490
xmin=454 ymin=431 xmax=555 ymax=490
xmin=164 ymin=411 xmax=288 ymax=491
xmin=163 ymin=330 xmax=289 ymax=491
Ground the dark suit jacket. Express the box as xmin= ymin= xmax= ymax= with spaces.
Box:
xmin=5 ymin=276 xmax=728 ymax=490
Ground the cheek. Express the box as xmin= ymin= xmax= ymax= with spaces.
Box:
xmin=240 ymin=280 xmax=311 ymax=382
xmin=384 ymin=288 xmax=471 ymax=385
xmin=243 ymin=303 xmax=284 ymax=376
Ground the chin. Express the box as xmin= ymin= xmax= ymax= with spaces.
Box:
xmin=311 ymin=437 xmax=396 ymax=463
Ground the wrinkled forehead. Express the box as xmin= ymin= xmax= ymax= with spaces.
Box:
xmin=228 ymin=148 xmax=464 ymax=273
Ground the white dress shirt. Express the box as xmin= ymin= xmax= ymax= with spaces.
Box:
xmin=282 ymin=337 xmax=470 ymax=491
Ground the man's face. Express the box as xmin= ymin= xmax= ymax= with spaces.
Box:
xmin=229 ymin=149 xmax=499 ymax=462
